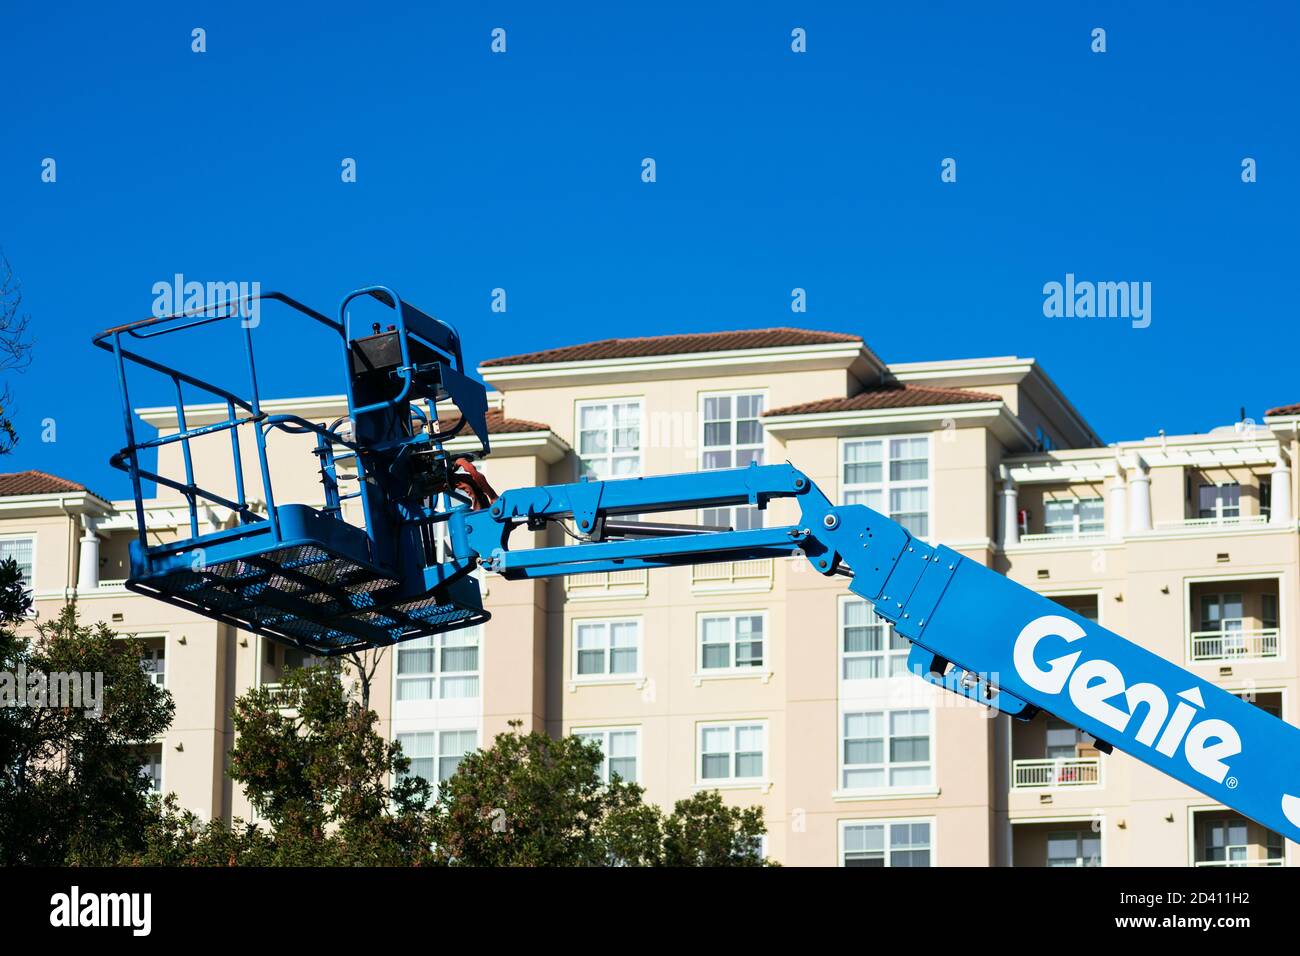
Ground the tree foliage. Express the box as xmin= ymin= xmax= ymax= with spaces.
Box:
xmin=428 ymin=721 xmax=771 ymax=867
xmin=0 ymin=253 xmax=34 ymax=455
xmin=0 ymin=581 xmax=174 ymax=865
xmin=126 ymin=659 xmax=440 ymax=866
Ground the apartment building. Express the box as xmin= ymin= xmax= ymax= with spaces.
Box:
xmin=4 ymin=329 xmax=1297 ymax=867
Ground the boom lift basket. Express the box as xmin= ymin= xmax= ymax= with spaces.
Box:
xmin=93 ymin=288 xmax=491 ymax=655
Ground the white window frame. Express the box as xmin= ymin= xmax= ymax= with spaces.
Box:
xmin=575 ymin=397 xmax=644 ymax=480
xmin=837 ymin=707 xmax=935 ymax=796
xmin=1042 ymin=496 xmax=1105 ymax=537
xmin=1046 ymin=828 xmax=1103 ymax=867
xmin=1198 ymin=481 xmax=1242 ymax=520
xmin=695 ymin=610 xmax=770 ymax=682
xmin=570 ymin=617 xmax=643 ymax=685
xmin=138 ymin=743 xmax=164 ymax=795
xmin=696 ymin=720 xmax=768 ymax=789
xmin=698 ymin=389 xmax=768 ymax=531
xmin=839 ymin=434 xmax=933 ymax=540
xmin=838 ymin=596 xmax=910 ymax=683
xmin=574 ymin=725 xmax=642 ymax=784
xmin=141 ymin=641 xmax=167 ymax=689
xmin=395 ymin=727 xmax=479 ymax=794
xmin=838 ymin=817 xmax=936 ymax=867
xmin=0 ymin=533 xmax=36 ymax=593
xmin=393 ymin=625 xmax=483 ymax=704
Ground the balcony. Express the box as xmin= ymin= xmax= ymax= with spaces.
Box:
xmin=691 ymin=558 xmax=773 ymax=593
xmin=1010 ymin=714 xmax=1103 ymax=794
xmin=1187 ymin=580 xmax=1280 ymax=663
xmin=1012 ymin=757 xmax=1102 ymax=789
xmin=261 ymin=682 xmax=302 ymax=711
xmin=1192 ymin=810 xmax=1285 ymax=867
xmin=1189 ymin=628 xmax=1280 ymax=662
xmin=563 ymin=568 xmax=648 ymax=600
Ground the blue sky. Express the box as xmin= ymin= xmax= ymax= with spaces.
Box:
xmin=2 ymin=1 xmax=1296 ymax=498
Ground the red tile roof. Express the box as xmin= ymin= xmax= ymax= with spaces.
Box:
xmin=1265 ymin=403 xmax=1300 ymax=417
xmin=0 ymin=470 xmax=99 ymax=498
xmin=481 ymin=328 xmax=862 ymax=367
xmin=440 ymin=409 xmax=551 ymax=434
xmin=765 ymin=384 xmax=1002 ymax=417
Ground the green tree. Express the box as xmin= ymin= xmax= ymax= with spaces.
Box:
xmin=0 ymin=583 xmax=175 ymax=865
xmin=661 ymin=790 xmax=768 ymax=867
xmin=130 ymin=658 xmax=439 ymax=865
xmin=429 ymin=721 xmax=771 ymax=866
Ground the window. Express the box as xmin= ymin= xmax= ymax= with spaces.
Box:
xmin=396 ymin=626 xmax=481 ymax=701
xmin=1201 ymin=818 xmax=1248 ymax=866
xmin=0 ymin=537 xmax=34 ymax=590
xmin=397 ymin=729 xmax=477 ymax=788
xmin=842 ymin=709 xmax=932 ymax=790
xmin=699 ymin=612 xmax=765 ymax=671
xmin=138 ymin=745 xmax=163 ymax=794
xmin=841 ymin=599 xmax=909 ymax=680
xmin=698 ymin=722 xmax=766 ymax=783
xmin=841 ymin=820 xmax=932 ymax=867
xmin=1050 ymin=593 xmax=1099 ymax=622
xmin=1045 ymin=719 xmax=1082 ymax=759
xmin=1043 ymin=498 xmax=1104 ymax=536
xmin=1261 ymin=479 xmax=1272 ymax=519
xmin=1232 ymin=689 xmax=1283 ymax=718
xmin=577 ymin=400 xmax=642 ymax=480
xmin=573 ymin=619 xmax=640 ymax=679
xmin=1198 ymin=482 xmax=1241 ymax=520
xmin=575 ymin=727 xmax=640 ymax=783
xmin=1261 ymin=593 xmax=1279 ymax=632
xmin=1047 ymin=830 xmax=1101 ymax=867
xmin=842 ymin=437 xmax=930 ymax=537
xmin=1200 ymin=594 xmax=1244 ymax=636
xmin=700 ymin=393 xmax=765 ymax=531
xmin=140 ymin=645 xmax=166 ymax=689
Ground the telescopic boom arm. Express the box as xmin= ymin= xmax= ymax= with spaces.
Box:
xmin=452 ymin=462 xmax=1300 ymax=846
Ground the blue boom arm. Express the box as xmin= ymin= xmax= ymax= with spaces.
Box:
xmin=451 ymin=462 xmax=1300 ymax=846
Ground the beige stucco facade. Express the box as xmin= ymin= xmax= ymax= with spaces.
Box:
xmin=5 ymin=331 xmax=1297 ymax=866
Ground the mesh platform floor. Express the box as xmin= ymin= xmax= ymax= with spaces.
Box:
xmin=142 ymin=543 xmax=485 ymax=654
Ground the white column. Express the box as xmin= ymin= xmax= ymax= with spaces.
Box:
xmin=999 ymin=466 xmax=1019 ymax=547
xmin=1126 ymin=456 xmax=1152 ymax=533
xmin=1271 ymin=457 xmax=1293 ymax=525
xmin=1107 ymin=476 xmax=1127 ymax=541
xmin=77 ymin=519 xmax=101 ymax=591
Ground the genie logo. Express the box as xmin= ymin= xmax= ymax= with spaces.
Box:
xmin=1012 ymin=615 xmax=1240 ymax=784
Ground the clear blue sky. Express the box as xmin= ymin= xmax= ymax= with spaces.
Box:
xmin=3 ymin=1 xmax=1296 ymax=499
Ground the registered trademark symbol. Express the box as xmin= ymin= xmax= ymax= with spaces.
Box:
xmin=1226 ymin=777 xmax=1239 ymax=790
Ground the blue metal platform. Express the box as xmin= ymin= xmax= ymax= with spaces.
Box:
xmin=94 ymin=288 xmax=492 ymax=656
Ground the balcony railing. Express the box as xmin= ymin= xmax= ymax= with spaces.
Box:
xmin=691 ymin=558 xmax=773 ymax=591
xmin=261 ymin=682 xmax=302 ymax=710
xmin=1194 ymin=857 xmax=1285 ymax=867
xmin=1017 ymin=530 xmax=1108 ymax=545
xmin=1155 ymin=514 xmax=1270 ymax=532
xmin=1012 ymin=757 xmax=1102 ymax=789
xmin=563 ymin=568 xmax=648 ymax=599
xmin=1189 ymin=628 xmax=1280 ymax=662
